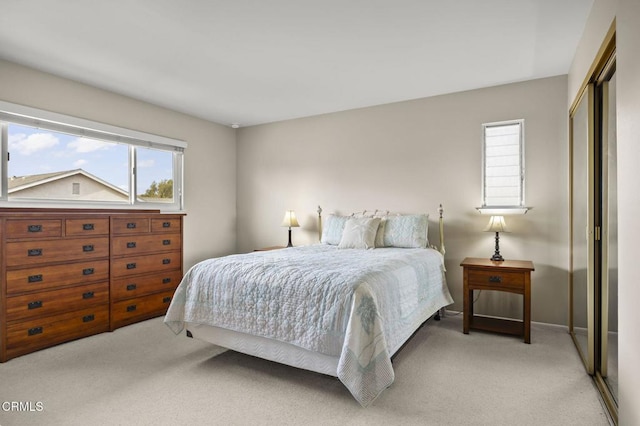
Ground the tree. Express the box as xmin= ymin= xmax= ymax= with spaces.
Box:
xmin=142 ymin=179 xmax=173 ymax=199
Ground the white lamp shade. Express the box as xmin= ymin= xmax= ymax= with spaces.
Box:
xmin=484 ymin=215 xmax=508 ymax=233
xmin=281 ymin=210 xmax=300 ymax=228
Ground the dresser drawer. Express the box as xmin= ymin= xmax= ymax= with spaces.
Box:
xmin=111 ymin=270 xmax=182 ymax=301
xmin=65 ymin=218 xmax=109 ymax=236
xmin=111 ymin=233 xmax=182 ymax=257
xmin=6 ymin=237 xmax=109 ymax=266
xmin=5 ymin=219 xmax=62 ymax=239
xmin=111 ymin=217 xmax=150 ymax=235
xmin=110 ymin=290 xmax=175 ymax=329
xmin=111 ymin=251 xmax=181 ymax=278
xmin=467 ymin=268 xmax=525 ymax=291
xmin=151 ymin=217 xmax=182 ymax=233
xmin=6 ymin=260 xmax=109 ymax=295
xmin=5 ymin=305 xmax=109 ymax=358
xmin=6 ymin=282 xmax=109 ymax=323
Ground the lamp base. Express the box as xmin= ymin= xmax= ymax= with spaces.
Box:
xmin=490 ymin=231 xmax=504 ymax=261
xmin=286 ymin=228 xmax=293 ymax=247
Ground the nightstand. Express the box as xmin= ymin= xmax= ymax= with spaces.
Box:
xmin=460 ymin=257 xmax=535 ymax=343
xmin=253 ymin=246 xmax=286 ymax=251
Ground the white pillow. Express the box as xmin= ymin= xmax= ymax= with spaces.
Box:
xmin=321 ymin=215 xmax=349 ymax=245
xmin=382 ymin=214 xmax=429 ymax=248
xmin=338 ymin=217 xmax=381 ymax=249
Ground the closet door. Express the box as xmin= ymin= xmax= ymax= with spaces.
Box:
xmin=569 ymin=84 xmax=595 ymax=374
xmin=599 ymin=69 xmax=618 ymax=407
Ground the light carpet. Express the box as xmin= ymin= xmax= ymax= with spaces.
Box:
xmin=0 ymin=314 xmax=611 ymax=426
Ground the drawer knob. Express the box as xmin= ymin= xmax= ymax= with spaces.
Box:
xmin=83 ymin=223 xmax=95 ymax=231
xmin=28 ymin=300 xmax=43 ymax=310
xmin=126 ymin=263 xmax=137 ymax=270
xmin=28 ymin=248 xmax=43 ymax=257
xmin=82 ymin=244 xmax=94 ymax=252
xmin=126 ymin=284 xmax=137 ymax=291
xmin=162 ymin=277 xmax=172 ymax=284
xmin=28 ymin=274 xmax=43 ymax=283
xmin=488 ymin=275 xmax=502 ymax=283
xmin=126 ymin=222 xmax=136 ymax=229
xmin=162 ymin=258 xmax=171 ymax=265
xmin=83 ymin=268 xmax=94 ymax=276
xmin=126 ymin=305 xmax=137 ymax=312
xmin=82 ymin=291 xmax=94 ymax=299
xmin=126 ymin=242 xmax=137 ymax=248
xmin=28 ymin=224 xmax=43 ymax=233
xmin=162 ymin=222 xmax=171 ymax=228
xmin=83 ymin=314 xmax=95 ymax=323
xmin=162 ymin=239 xmax=171 ymax=246
xmin=163 ymin=297 xmax=171 ymax=303
xmin=28 ymin=327 xmax=43 ymax=336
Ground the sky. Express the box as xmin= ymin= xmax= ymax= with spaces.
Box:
xmin=8 ymin=123 xmax=173 ymax=194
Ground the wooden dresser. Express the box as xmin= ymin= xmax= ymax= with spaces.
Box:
xmin=0 ymin=208 xmax=184 ymax=362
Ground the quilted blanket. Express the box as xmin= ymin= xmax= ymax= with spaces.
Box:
xmin=165 ymin=244 xmax=452 ymax=406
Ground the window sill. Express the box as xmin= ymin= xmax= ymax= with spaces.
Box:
xmin=476 ymin=207 xmax=530 ymax=215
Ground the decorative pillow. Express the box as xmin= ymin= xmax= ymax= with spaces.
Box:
xmin=321 ymin=214 xmax=350 ymax=245
xmin=338 ymin=217 xmax=381 ymax=249
xmin=382 ymin=214 xmax=429 ymax=248
xmin=374 ymin=218 xmax=387 ymax=247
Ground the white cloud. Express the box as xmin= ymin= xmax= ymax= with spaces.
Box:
xmin=9 ymin=132 xmax=59 ymax=155
xmin=138 ymin=159 xmax=155 ymax=168
xmin=74 ymin=159 xmax=88 ymax=168
xmin=67 ymin=137 xmax=112 ymax=153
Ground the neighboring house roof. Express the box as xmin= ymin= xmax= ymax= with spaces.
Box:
xmin=8 ymin=169 xmax=128 ymax=197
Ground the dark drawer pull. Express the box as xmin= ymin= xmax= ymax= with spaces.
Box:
xmin=127 ymin=242 xmax=137 ymax=248
xmin=163 ymin=297 xmax=171 ymax=303
xmin=162 ymin=258 xmax=171 ymax=265
xmin=127 ymin=305 xmax=137 ymax=312
xmin=83 ymin=314 xmax=95 ymax=323
xmin=28 ymin=248 xmax=43 ymax=257
xmin=28 ymin=300 xmax=43 ymax=310
xmin=488 ymin=276 xmax=502 ymax=283
xmin=126 ymin=222 xmax=137 ymax=229
xmin=83 ymin=291 xmax=94 ymax=299
xmin=126 ymin=284 xmax=137 ymax=291
xmin=162 ymin=277 xmax=172 ymax=284
xmin=83 ymin=223 xmax=95 ymax=231
xmin=126 ymin=263 xmax=137 ymax=270
xmin=28 ymin=327 xmax=43 ymax=336
xmin=162 ymin=239 xmax=171 ymax=245
xmin=162 ymin=222 xmax=171 ymax=228
xmin=83 ymin=268 xmax=94 ymax=275
xmin=83 ymin=244 xmax=94 ymax=252
xmin=28 ymin=274 xmax=43 ymax=283
xmin=28 ymin=224 xmax=42 ymax=232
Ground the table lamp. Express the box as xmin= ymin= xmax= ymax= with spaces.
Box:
xmin=484 ymin=215 xmax=508 ymax=261
xmin=281 ymin=210 xmax=300 ymax=247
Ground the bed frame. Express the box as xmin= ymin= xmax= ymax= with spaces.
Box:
xmin=184 ymin=204 xmax=447 ymax=377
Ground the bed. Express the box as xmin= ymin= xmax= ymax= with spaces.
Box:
xmin=164 ymin=206 xmax=453 ymax=406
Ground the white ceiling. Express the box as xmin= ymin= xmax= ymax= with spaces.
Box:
xmin=0 ymin=1 xmax=593 ymax=128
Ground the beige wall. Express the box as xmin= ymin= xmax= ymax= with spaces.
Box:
xmin=0 ymin=59 xmax=237 ymax=270
xmin=237 ymin=75 xmax=569 ymax=326
xmin=616 ymin=1 xmax=639 ymax=424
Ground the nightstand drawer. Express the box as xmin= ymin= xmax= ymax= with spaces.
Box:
xmin=467 ymin=269 xmax=524 ymax=290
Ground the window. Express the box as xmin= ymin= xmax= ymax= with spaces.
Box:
xmin=480 ymin=119 xmax=527 ymax=214
xmin=0 ymin=101 xmax=185 ymax=210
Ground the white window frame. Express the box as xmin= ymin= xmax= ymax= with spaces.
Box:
xmin=0 ymin=100 xmax=186 ymax=211
xmin=478 ymin=119 xmax=529 ymax=215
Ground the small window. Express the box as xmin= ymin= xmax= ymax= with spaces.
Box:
xmin=480 ymin=120 xmax=527 ymax=214
xmin=72 ymin=182 xmax=80 ymax=195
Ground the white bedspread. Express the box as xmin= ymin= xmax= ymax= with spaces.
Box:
xmin=165 ymin=245 xmax=453 ymax=406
